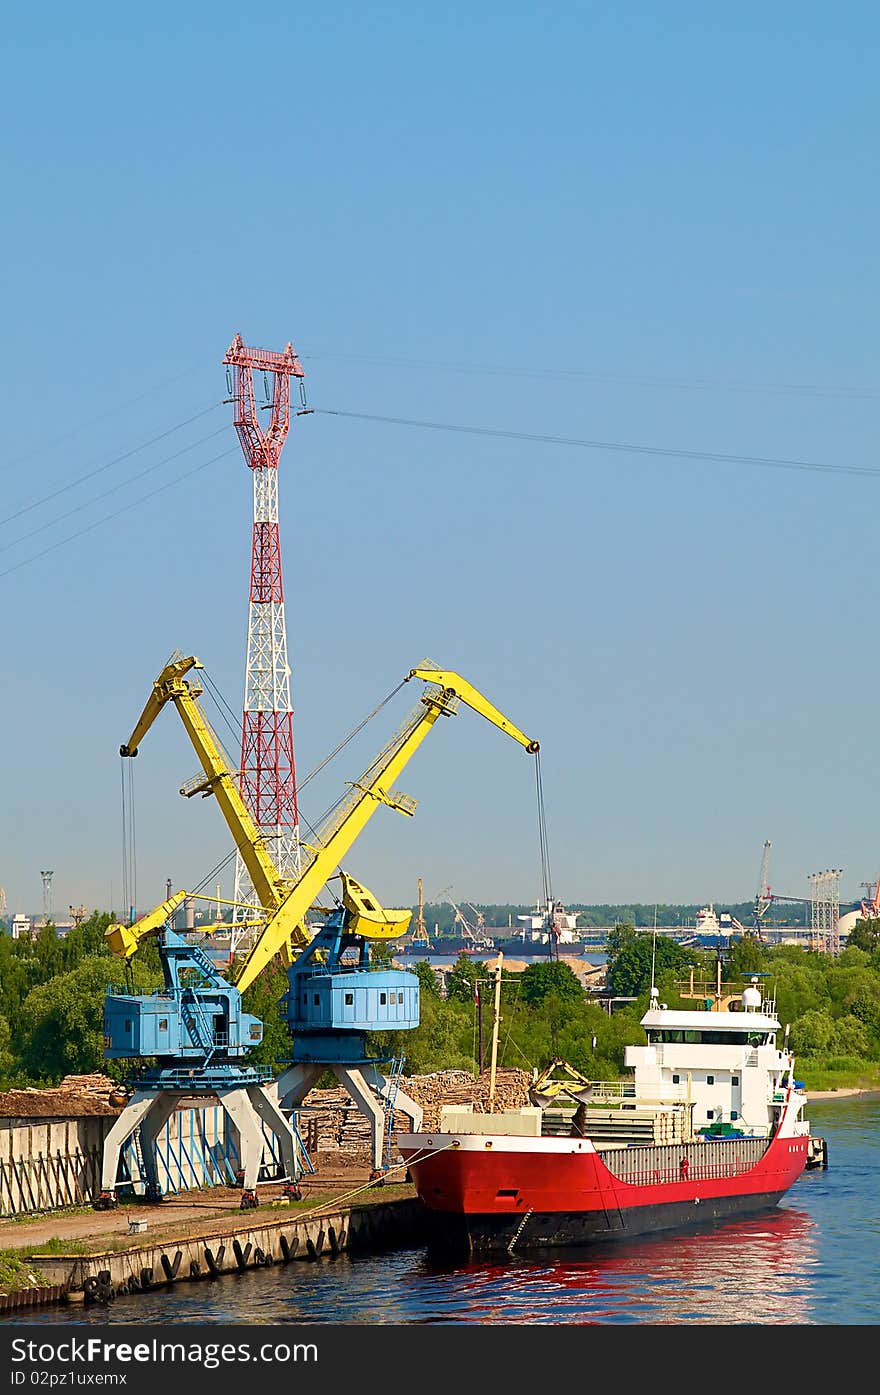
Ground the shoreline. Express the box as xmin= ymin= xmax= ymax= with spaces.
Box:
xmin=806 ymin=1086 xmax=880 ymax=1099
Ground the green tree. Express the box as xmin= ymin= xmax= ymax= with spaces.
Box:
xmin=446 ymin=954 xmax=485 ymax=1004
xmin=848 ymin=917 xmax=880 ymax=955
xmin=789 ymin=1008 xmax=836 ymax=1057
xmin=0 ymin=1013 xmax=15 ymax=1081
xmin=832 ymin=1014 xmax=872 ymax=1059
xmin=605 ymin=924 xmax=691 ymax=997
xmin=240 ymin=960 xmax=292 ymax=1068
xmin=16 ymin=954 xmax=160 ymax=1081
xmin=519 ymin=961 xmax=583 ymax=1006
xmin=413 ymin=960 xmax=442 ymax=999
xmin=392 ymin=995 xmax=475 ymax=1074
xmin=725 ymin=935 xmax=770 ymax=978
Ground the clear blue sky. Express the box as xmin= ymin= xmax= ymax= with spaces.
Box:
xmin=1 ymin=3 xmax=878 ymax=919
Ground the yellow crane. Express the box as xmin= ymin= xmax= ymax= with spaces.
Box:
xmin=107 ymin=653 xmax=539 ymax=996
xmin=105 ymin=651 xmax=308 ymax=962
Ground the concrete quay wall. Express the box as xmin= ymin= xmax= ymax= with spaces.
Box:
xmin=27 ymin=1197 xmax=430 ymax=1306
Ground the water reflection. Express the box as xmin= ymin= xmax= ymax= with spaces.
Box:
xmin=416 ymin=1205 xmax=819 ymax=1324
xmin=18 ymin=1205 xmax=820 ymax=1326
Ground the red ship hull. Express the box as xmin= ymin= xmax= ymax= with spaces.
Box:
xmin=400 ymin=1125 xmax=811 ymax=1255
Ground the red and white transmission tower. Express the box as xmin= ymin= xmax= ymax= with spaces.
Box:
xmin=222 ymin=333 xmax=306 ymax=945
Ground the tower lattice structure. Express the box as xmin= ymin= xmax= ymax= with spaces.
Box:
xmin=223 ymin=334 xmax=306 ymax=948
xmin=808 ymin=868 xmax=842 ymax=955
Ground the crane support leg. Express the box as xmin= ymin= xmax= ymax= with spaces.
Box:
xmin=246 ymin=1085 xmax=302 ymax=1189
xmin=333 ymin=1066 xmax=388 ymax=1174
xmin=96 ymin=1091 xmax=156 ymax=1206
xmin=275 ymin=1063 xmax=324 ymax=1111
xmin=372 ymin=1070 xmax=424 ymax=1132
xmin=138 ymin=1093 xmax=179 ymax=1201
xmin=217 ymin=1087 xmax=267 ymax=1208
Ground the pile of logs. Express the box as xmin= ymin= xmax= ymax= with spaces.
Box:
xmin=300 ymin=1068 xmax=533 ymax=1160
xmin=0 ymin=1074 xmax=122 ymax=1119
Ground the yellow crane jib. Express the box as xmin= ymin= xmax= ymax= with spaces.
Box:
xmin=105 ymin=891 xmax=188 ymax=960
xmin=117 ymin=652 xmax=310 ymax=953
xmin=232 ymin=662 xmax=539 ymax=996
xmin=406 ymin=667 xmax=540 ymax=754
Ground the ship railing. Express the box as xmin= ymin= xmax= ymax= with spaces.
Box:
xmin=602 ymin=1136 xmax=767 ymax=1186
xmin=584 ymin=1080 xmax=691 ymax=1105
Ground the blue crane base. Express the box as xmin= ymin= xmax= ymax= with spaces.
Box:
xmin=121 ymin=1064 xmax=275 ymax=1093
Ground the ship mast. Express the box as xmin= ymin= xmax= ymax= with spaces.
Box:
xmin=487 ymin=951 xmax=504 ymax=1111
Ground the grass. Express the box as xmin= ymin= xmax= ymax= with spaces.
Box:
xmin=800 ymin=1061 xmax=880 ymax=1093
xmin=0 ymin=1250 xmax=50 ymax=1293
xmin=26 ymin=1237 xmax=90 ymax=1256
xmin=9 ymin=1204 xmax=92 ymax=1227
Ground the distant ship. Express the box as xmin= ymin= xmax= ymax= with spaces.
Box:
xmin=692 ymin=904 xmax=747 ymax=941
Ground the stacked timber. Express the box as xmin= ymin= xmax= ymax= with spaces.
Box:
xmin=0 ymin=1075 xmax=121 ymax=1120
xmin=299 ymin=1068 xmax=533 ymax=1160
xmin=404 ymin=1068 xmax=532 ymax=1129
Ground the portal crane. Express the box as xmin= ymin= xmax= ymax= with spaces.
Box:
xmin=100 ymin=654 xmax=539 ymax=1198
xmin=449 ymin=898 xmax=491 ymax=949
xmin=752 ymin=839 xmax=772 ymax=940
xmin=411 ymin=878 xmax=431 ymax=948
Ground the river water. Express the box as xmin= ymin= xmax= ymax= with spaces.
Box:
xmin=8 ymin=1094 xmax=879 ymax=1326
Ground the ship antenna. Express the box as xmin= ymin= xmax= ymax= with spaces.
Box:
xmin=650 ymin=907 xmax=658 ymax=1003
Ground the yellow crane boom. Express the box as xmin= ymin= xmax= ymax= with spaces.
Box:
xmin=109 ymin=653 xmax=539 ymax=996
xmin=108 ymin=651 xmax=307 ymax=960
xmin=232 ymin=664 xmax=539 ymax=994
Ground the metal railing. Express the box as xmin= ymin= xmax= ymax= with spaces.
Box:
xmin=603 ymin=1137 xmax=767 ymax=1186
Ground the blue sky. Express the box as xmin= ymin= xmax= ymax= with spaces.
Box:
xmin=1 ymin=3 xmax=879 ymax=919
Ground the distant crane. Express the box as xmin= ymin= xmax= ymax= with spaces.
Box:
xmin=753 ymin=840 xmax=772 ymax=940
xmin=465 ymin=902 xmax=487 ymax=932
xmin=449 ymin=898 xmax=492 ymax=950
xmin=0 ymin=886 xmax=6 ymax=917
xmin=40 ymin=870 xmax=54 ymax=925
xmin=860 ymin=877 xmax=880 ymax=921
xmin=411 ymin=877 xmax=432 ymax=948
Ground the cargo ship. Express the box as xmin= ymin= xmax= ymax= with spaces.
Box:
xmin=399 ymin=963 xmax=827 ymax=1255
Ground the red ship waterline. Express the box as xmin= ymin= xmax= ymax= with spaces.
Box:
xmin=399 ymin=967 xmax=828 ymax=1256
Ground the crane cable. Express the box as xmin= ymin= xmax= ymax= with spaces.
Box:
xmin=186 ymin=672 xmax=410 ymax=915
xmin=535 ymin=752 xmax=560 ymax=962
xmin=535 ymin=752 xmax=553 ymax=908
xmin=120 ymin=757 xmax=137 ymax=929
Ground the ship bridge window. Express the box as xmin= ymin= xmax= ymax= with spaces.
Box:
xmin=660 ymin=1029 xmax=757 ymax=1046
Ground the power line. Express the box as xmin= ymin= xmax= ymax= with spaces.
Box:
xmin=0 ymin=446 xmax=237 ymax=580
xmin=0 ymin=401 xmax=223 ymax=528
xmin=0 ymin=425 xmax=229 ymax=555
xmin=0 ymin=364 xmax=207 ymax=472
xmin=300 ymin=349 xmax=880 ymax=403
xmin=312 ymin=407 xmax=880 ymax=480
